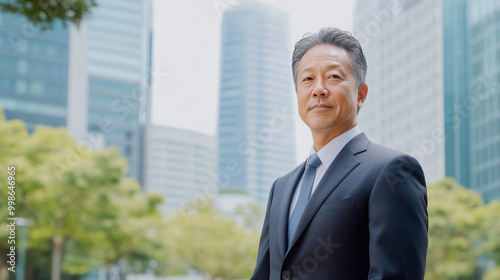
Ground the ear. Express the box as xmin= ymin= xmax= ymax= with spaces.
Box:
xmin=357 ymin=83 xmax=368 ymax=109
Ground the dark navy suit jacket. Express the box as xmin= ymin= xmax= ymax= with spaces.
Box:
xmin=251 ymin=133 xmax=428 ymax=280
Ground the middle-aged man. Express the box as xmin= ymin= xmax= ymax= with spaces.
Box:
xmin=251 ymin=27 xmax=428 ymax=280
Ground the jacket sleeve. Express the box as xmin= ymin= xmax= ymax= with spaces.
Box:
xmin=367 ymin=155 xmax=428 ymax=280
xmin=250 ymin=180 xmax=277 ymax=280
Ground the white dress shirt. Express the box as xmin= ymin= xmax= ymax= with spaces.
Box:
xmin=289 ymin=126 xmax=361 ymax=218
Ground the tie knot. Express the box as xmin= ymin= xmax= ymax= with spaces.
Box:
xmin=307 ymin=153 xmax=322 ymax=169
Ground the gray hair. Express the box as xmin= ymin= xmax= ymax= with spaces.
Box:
xmin=292 ymin=27 xmax=367 ymax=88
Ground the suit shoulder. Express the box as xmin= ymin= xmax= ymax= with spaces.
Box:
xmin=361 ymin=142 xmax=424 ymax=173
xmin=365 ymin=142 xmax=425 ymax=179
xmin=366 ymin=142 xmax=415 ymax=161
xmin=347 ymin=133 xmax=415 ymax=164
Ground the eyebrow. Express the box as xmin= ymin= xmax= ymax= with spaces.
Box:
xmin=300 ymin=63 xmax=344 ymax=74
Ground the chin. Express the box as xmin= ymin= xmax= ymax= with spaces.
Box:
xmin=306 ymin=120 xmax=335 ymax=132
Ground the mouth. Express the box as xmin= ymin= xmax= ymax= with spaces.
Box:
xmin=310 ymin=104 xmax=332 ymax=110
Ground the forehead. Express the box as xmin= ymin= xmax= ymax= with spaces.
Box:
xmin=299 ymin=44 xmax=352 ymax=73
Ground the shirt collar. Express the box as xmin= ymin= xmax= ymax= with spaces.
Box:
xmin=308 ymin=126 xmax=361 ymax=170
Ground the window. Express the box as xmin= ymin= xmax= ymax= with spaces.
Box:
xmin=473 ymin=60 xmax=483 ymax=78
xmin=46 ymin=45 xmax=57 ymax=56
xmin=30 ymin=81 xmax=44 ymax=96
xmin=15 ymin=80 xmax=27 ymax=94
xmin=17 ymin=60 xmax=28 ymax=74
xmin=473 ymin=40 xmax=484 ymax=54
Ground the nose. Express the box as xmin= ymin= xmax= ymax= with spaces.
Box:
xmin=312 ymin=81 xmax=328 ymax=97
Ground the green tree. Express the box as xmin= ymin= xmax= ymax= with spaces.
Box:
xmin=482 ymin=201 xmax=500 ymax=279
xmin=0 ymin=0 xmax=96 ymax=30
xmin=90 ymin=178 xmax=165 ymax=280
xmin=50 ymin=177 xmax=166 ymax=280
xmin=18 ymin=125 xmax=129 ymax=280
xmin=0 ymin=109 xmax=29 ymax=280
xmin=426 ymin=178 xmax=489 ymax=280
xmin=484 ymin=267 xmax=500 ymax=280
xmin=0 ymin=110 xmax=166 ymax=280
xmin=165 ymin=200 xmax=261 ymax=280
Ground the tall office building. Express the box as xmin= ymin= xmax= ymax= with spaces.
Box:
xmin=0 ymin=0 xmax=152 ymax=182
xmin=142 ymin=125 xmax=217 ymax=215
xmin=467 ymin=0 xmax=500 ymax=203
xmin=442 ymin=0 xmax=471 ymax=191
xmin=353 ymin=0 xmax=500 ymax=202
xmin=218 ymin=0 xmax=296 ymax=206
xmin=85 ymin=0 xmax=153 ymax=180
xmin=354 ymin=0 xmax=445 ymax=183
xmin=0 ymin=13 xmax=69 ymax=131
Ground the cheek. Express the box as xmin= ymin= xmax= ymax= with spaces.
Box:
xmin=339 ymin=89 xmax=357 ymax=106
xmin=297 ymin=96 xmax=308 ymax=119
xmin=331 ymin=95 xmax=354 ymax=115
xmin=296 ymin=93 xmax=307 ymax=107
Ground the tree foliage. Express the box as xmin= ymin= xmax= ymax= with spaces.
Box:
xmin=426 ymin=178 xmax=500 ymax=280
xmin=482 ymin=201 xmax=500 ymax=280
xmin=165 ymin=201 xmax=261 ymax=280
xmin=484 ymin=267 xmax=500 ymax=280
xmin=0 ymin=110 xmax=29 ymax=280
xmin=0 ymin=108 xmax=165 ymax=280
xmin=0 ymin=0 xmax=96 ymax=30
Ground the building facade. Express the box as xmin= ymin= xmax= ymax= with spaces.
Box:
xmin=353 ymin=0 xmax=500 ymax=202
xmin=442 ymin=0 xmax=471 ymax=189
xmin=218 ymin=0 xmax=296 ymax=206
xmin=354 ymin=0 xmax=445 ymax=184
xmin=142 ymin=125 xmax=217 ymax=215
xmin=0 ymin=12 xmax=69 ymax=131
xmin=85 ymin=0 xmax=153 ymax=180
xmin=467 ymin=0 xmax=500 ymax=203
xmin=0 ymin=0 xmax=152 ymax=182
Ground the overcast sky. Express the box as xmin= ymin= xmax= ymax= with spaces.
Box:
xmin=151 ymin=0 xmax=355 ymax=163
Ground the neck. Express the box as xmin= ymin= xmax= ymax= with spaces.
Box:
xmin=311 ymin=123 xmax=356 ymax=152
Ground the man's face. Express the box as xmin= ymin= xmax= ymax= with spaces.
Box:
xmin=296 ymin=44 xmax=367 ymax=136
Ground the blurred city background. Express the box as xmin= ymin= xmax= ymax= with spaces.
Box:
xmin=0 ymin=0 xmax=499 ymax=279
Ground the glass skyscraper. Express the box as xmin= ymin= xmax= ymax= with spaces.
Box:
xmin=0 ymin=0 xmax=152 ymax=182
xmin=354 ymin=0 xmax=445 ymax=183
xmin=467 ymin=0 xmax=500 ymax=203
xmin=354 ymin=0 xmax=500 ymax=202
xmin=218 ymin=0 xmax=296 ymax=206
xmin=86 ymin=0 xmax=152 ymax=180
xmin=442 ymin=0 xmax=471 ymax=190
xmin=0 ymin=12 xmax=69 ymax=131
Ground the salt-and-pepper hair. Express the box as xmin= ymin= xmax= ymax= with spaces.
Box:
xmin=292 ymin=27 xmax=367 ymax=89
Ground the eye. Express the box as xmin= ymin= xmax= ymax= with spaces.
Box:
xmin=302 ymin=77 xmax=313 ymax=82
xmin=329 ymin=74 xmax=341 ymax=79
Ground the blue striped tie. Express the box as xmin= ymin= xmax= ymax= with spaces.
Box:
xmin=288 ymin=153 xmax=322 ymax=248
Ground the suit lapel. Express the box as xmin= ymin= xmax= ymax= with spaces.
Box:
xmin=278 ymin=162 xmax=306 ymax=257
xmin=287 ymin=133 xmax=370 ymax=251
